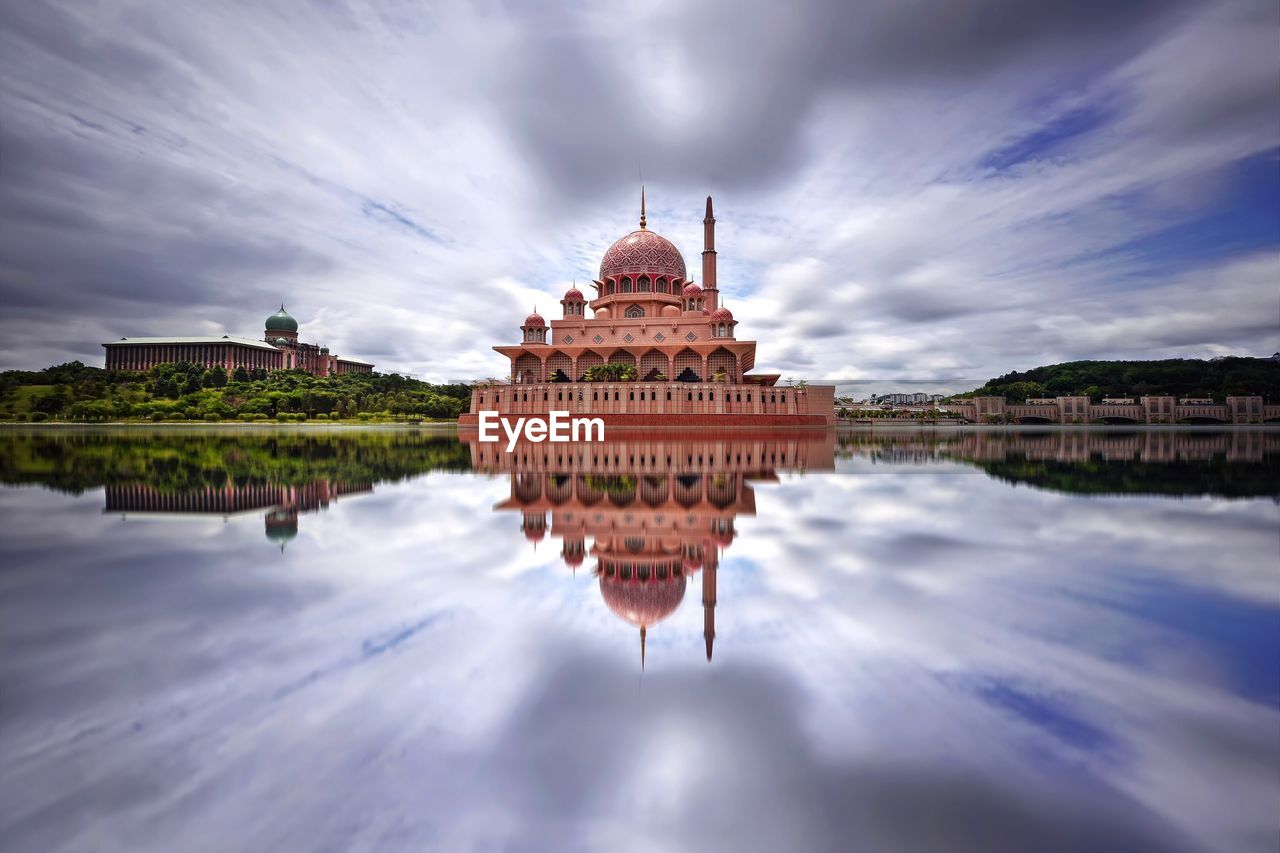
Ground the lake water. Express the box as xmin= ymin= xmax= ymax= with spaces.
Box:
xmin=1 ymin=426 xmax=1277 ymax=853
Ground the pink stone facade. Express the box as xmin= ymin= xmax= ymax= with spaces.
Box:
xmin=462 ymin=194 xmax=834 ymax=427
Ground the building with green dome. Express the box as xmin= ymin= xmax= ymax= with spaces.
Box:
xmin=102 ymin=304 xmax=374 ymax=376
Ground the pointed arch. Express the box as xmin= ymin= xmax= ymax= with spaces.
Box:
xmin=673 ymin=348 xmax=701 ymax=382
xmin=707 ymin=473 xmax=737 ymax=508
xmin=607 ymin=350 xmax=637 ymax=370
xmin=575 ymin=475 xmax=603 ymax=505
xmin=674 ymin=474 xmax=702 ymax=508
xmin=576 ymin=349 xmax=604 ymax=380
xmin=514 ymin=352 xmax=542 ymax=384
xmin=639 ymin=475 xmax=669 ymax=507
xmin=708 ymin=347 xmax=737 ymax=383
xmin=638 ymin=349 xmax=670 ymax=381
xmin=545 ymin=351 xmax=572 ymax=382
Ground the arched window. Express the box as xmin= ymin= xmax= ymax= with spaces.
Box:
xmin=606 ymin=281 xmax=615 ymax=295
xmin=625 ymin=304 xmax=644 ymax=319
xmin=621 ymin=277 xmax=632 ymax=293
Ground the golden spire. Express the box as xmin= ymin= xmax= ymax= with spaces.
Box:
xmin=640 ymin=625 xmax=646 ymax=670
xmin=639 ymin=186 xmax=647 ymax=230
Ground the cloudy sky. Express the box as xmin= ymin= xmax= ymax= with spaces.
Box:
xmin=1 ymin=0 xmax=1277 ymax=383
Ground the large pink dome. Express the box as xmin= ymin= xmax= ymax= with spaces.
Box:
xmin=599 ymin=572 xmax=687 ymax=627
xmin=600 ymin=230 xmax=687 ymax=281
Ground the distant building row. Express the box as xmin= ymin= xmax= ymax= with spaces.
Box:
xmin=102 ymin=306 xmax=374 ymax=377
xmin=873 ymin=392 xmax=947 ymax=405
xmin=941 ymin=395 xmax=1277 ymax=424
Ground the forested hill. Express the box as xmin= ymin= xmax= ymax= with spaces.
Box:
xmin=959 ymin=357 xmax=1280 ymax=403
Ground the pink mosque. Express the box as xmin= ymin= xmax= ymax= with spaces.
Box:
xmin=460 ymin=194 xmax=834 ymax=427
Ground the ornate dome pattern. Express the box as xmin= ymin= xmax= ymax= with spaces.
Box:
xmin=710 ymin=307 xmax=733 ymax=322
xmin=523 ymin=312 xmax=546 ymax=328
xmin=563 ymin=287 xmax=584 ymax=301
xmin=599 ymin=573 xmax=687 ymax=627
xmin=600 ymin=230 xmax=687 ymax=281
xmin=682 ymin=282 xmax=702 ymax=297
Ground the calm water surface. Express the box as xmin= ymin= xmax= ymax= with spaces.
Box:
xmin=1 ymin=426 xmax=1277 ymax=853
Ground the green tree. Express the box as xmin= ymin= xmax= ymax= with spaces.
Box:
xmin=203 ymin=366 xmax=228 ymax=388
xmin=583 ymin=363 xmax=637 ymax=382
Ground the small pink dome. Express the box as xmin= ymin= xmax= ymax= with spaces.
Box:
xmin=660 ymin=304 xmax=681 ymax=318
xmin=595 ymin=306 xmax=611 ymax=319
xmin=682 ymin=283 xmax=702 ymax=297
xmin=710 ymin=307 xmax=733 ymax=322
xmin=523 ymin=312 xmax=545 ymax=328
xmin=564 ymin=287 xmax=583 ymax=301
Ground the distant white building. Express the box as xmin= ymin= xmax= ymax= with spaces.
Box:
xmin=876 ymin=392 xmax=943 ymax=405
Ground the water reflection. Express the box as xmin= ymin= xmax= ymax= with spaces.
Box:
xmin=477 ymin=431 xmax=837 ymax=666
xmin=105 ymin=481 xmax=374 ymax=548
xmin=0 ymin=426 xmax=1277 ymax=852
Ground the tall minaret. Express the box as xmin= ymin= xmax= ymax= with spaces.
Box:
xmin=703 ymin=553 xmax=717 ymax=662
xmin=702 ymin=195 xmax=718 ymax=311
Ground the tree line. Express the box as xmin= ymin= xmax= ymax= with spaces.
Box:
xmin=956 ymin=357 xmax=1280 ymax=403
xmin=0 ymin=361 xmax=472 ymax=422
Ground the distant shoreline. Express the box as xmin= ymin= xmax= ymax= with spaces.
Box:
xmin=3 ymin=421 xmax=1278 ymax=431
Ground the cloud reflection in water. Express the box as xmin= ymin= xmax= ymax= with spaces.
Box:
xmin=0 ymin=427 xmax=1275 ymax=852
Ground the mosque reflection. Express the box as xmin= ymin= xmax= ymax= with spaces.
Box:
xmin=104 ymin=479 xmax=372 ymax=548
xmin=470 ymin=430 xmax=837 ymax=665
